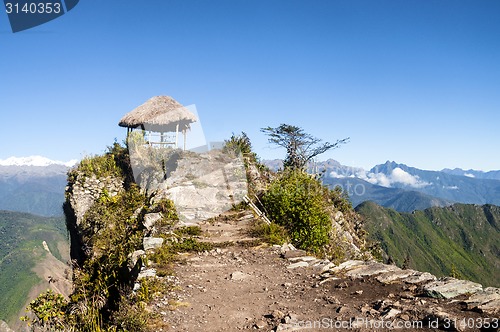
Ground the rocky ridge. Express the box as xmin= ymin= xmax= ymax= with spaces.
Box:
xmin=65 ymin=150 xmax=500 ymax=331
xmin=144 ymin=223 xmax=499 ymax=332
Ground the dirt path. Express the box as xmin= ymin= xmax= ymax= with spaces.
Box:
xmin=139 ymin=209 xmax=499 ymax=332
xmin=146 ymin=243 xmax=495 ymax=332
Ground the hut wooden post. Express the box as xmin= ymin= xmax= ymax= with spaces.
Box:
xmin=175 ymin=123 xmax=179 ymax=148
xmin=183 ymin=128 xmax=187 ymax=151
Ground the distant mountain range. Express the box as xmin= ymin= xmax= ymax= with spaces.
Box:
xmin=264 ymin=159 xmax=500 ymax=212
xmin=441 ymin=167 xmax=500 ymax=180
xmin=356 ymin=201 xmax=500 ymax=287
xmin=0 ymin=157 xmax=74 ymax=217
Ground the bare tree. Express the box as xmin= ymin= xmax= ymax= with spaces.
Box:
xmin=261 ymin=124 xmax=349 ymax=170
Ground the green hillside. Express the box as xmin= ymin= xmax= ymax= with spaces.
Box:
xmin=357 ymin=201 xmax=500 ymax=287
xmin=0 ymin=210 xmax=68 ymax=323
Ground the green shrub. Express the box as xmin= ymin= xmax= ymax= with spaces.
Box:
xmin=251 ymin=221 xmax=289 ymax=245
xmin=111 ymin=298 xmax=148 ymax=332
xmin=174 ymin=226 xmax=202 ymax=237
xmin=69 ymin=184 xmax=148 ymax=330
xmin=77 ymin=154 xmax=123 ymax=180
xmin=22 ymin=290 xmax=69 ymax=331
xmin=173 ymin=238 xmax=213 ymax=252
xmin=222 ymin=132 xmax=253 ymax=157
xmin=329 ymin=185 xmax=353 ymax=215
xmin=260 ymin=169 xmax=332 ymax=253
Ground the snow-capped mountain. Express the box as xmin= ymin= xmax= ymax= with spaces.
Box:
xmin=0 ymin=155 xmax=78 ymax=167
xmin=0 ymin=156 xmax=78 ymax=216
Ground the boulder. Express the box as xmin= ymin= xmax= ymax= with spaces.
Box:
xmin=143 ymin=212 xmax=162 ymax=231
xmin=137 ymin=268 xmax=156 ymax=280
xmin=331 ymin=260 xmax=401 ymax=278
xmin=230 ymin=271 xmax=251 ymax=281
xmin=143 ymin=237 xmax=164 ymax=250
xmin=287 ymin=261 xmax=309 ymax=269
xmin=424 ymin=278 xmax=482 ymax=299
xmin=463 ymin=287 xmax=500 ymax=314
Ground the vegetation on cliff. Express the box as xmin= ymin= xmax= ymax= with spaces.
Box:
xmin=23 ymin=144 xmax=174 ymax=331
xmin=227 ymin=130 xmax=367 ymax=260
xmin=24 ymin=130 xmax=367 ymax=331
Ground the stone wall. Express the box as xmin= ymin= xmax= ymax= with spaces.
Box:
xmin=64 ymin=172 xmax=124 ymax=263
xmin=66 ymin=173 xmax=123 ymax=225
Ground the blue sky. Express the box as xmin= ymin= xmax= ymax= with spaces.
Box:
xmin=1 ymin=1 xmax=499 ymax=171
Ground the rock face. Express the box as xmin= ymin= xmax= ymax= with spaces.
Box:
xmin=65 ymin=173 xmax=123 ymax=225
xmin=143 ymin=237 xmax=164 ymax=250
xmin=328 ymin=210 xmax=367 ymax=261
xmin=156 ymin=150 xmax=248 ymax=222
xmin=128 ymin=147 xmax=248 ymax=223
xmin=424 ymin=278 xmax=483 ymax=299
xmin=65 ymin=171 xmax=124 ymax=263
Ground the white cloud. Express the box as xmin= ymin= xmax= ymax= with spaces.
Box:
xmin=329 ymin=171 xmax=345 ymax=178
xmin=444 ymin=185 xmax=459 ymax=190
xmin=361 ymin=172 xmax=392 ymax=187
xmin=390 ymin=168 xmax=430 ymax=188
xmin=464 ymin=173 xmax=475 ymax=178
xmin=0 ymin=156 xmax=78 ymax=167
xmin=357 ymin=167 xmax=430 ymax=188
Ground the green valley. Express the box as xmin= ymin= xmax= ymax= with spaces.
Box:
xmin=357 ymin=202 xmax=500 ymax=287
xmin=0 ymin=210 xmax=68 ymax=324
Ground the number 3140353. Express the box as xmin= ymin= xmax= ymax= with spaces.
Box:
xmin=5 ymin=2 xmax=62 ymax=14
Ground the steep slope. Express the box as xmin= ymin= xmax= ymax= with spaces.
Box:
xmin=0 ymin=210 xmax=70 ymax=326
xmin=357 ymin=201 xmax=500 ymax=287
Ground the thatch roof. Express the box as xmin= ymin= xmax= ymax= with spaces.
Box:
xmin=118 ymin=96 xmax=197 ymax=132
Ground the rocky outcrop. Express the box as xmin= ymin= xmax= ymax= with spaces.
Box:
xmin=64 ymin=172 xmax=124 ymax=264
xmin=279 ymin=251 xmax=500 ymax=317
xmin=64 ymin=148 xmax=499 ymax=331
xmin=65 ymin=173 xmax=123 ymax=225
xmin=128 ymin=146 xmax=248 ymax=223
xmin=155 ymin=150 xmax=248 ymax=223
xmin=328 ymin=210 xmax=367 ymax=260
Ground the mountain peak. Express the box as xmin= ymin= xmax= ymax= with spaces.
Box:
xmin=0 ymin=156 xmax=78 ymax=167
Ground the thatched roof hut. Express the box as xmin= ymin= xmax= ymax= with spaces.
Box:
xmin=119 ymin=96 xmax=198 ymax=149
xmin=119 ymin=96 xmax=197 ymax=132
